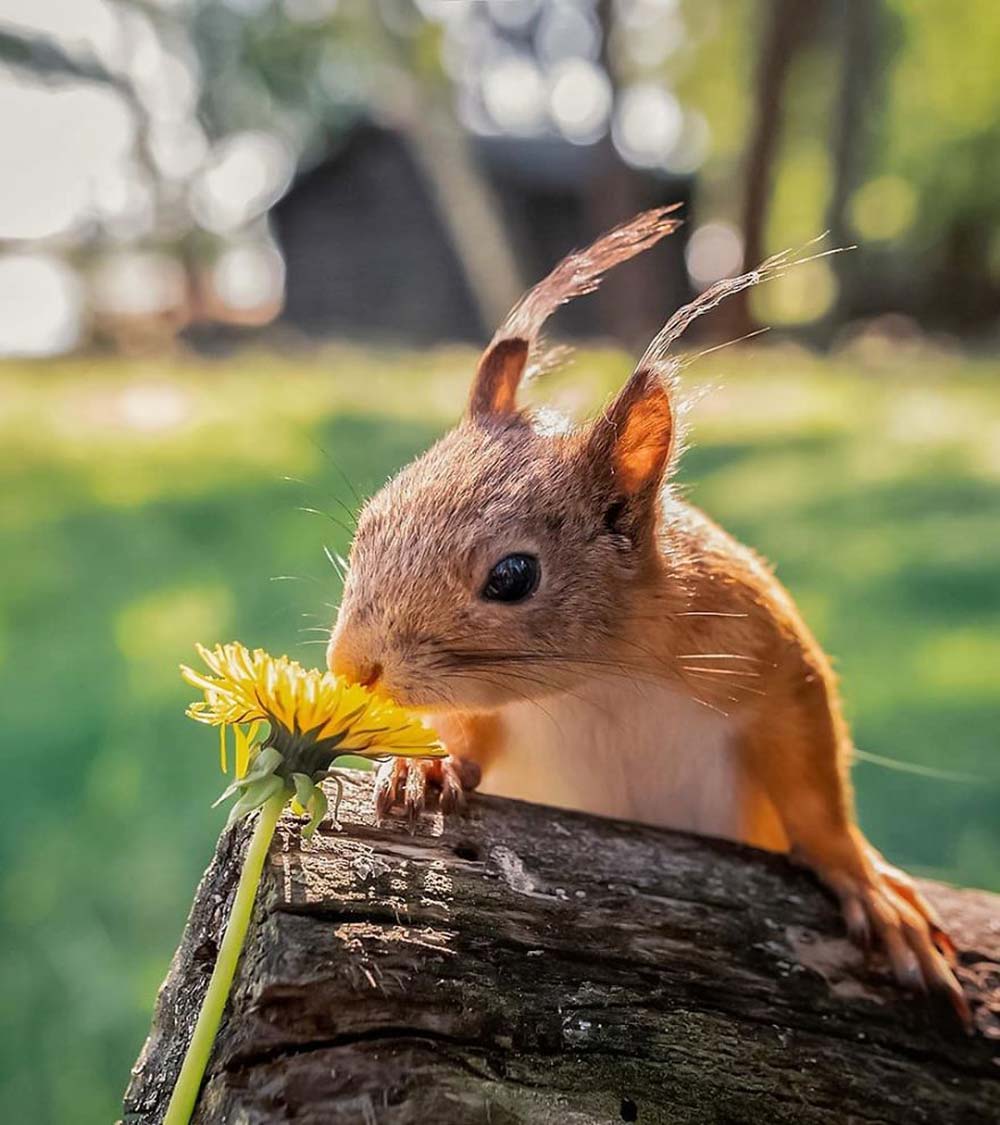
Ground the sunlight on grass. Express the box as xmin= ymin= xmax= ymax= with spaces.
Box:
xmin=912 ymin=630 xmax=1000 ymax=697
xmin=0 ymin=346 xmax=475 ymax=522
xmin=115 ymin=585 xmax=234 ymax=696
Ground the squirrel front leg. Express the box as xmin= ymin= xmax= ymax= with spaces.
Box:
xmin=741 ymin=660 xmax=969 ymax=1027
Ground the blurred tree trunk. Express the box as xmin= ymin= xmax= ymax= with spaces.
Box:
xmin=585 ymin=0 xmax=677 ymax=347
xmin=824 ymin=0 xmax=889 ymax=337
xmin=402 ymin=102 xmax=528 ymax=334
xmin=374 ymin=14 xmax=526 ymax=336
xmin=723 ymin=0 xmax=823 ymax=337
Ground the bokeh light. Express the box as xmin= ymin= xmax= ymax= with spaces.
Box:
xmin=663 ymin=108 xmax=711 ymax=173
xmin=0 ymin=254 xmax=83 ymax=355
xmin=92 ymin=165 xmax=157 ymax=243
xmin=481 ymin=54 xmax=548 ymax=137
xmin=190 ymin=131 xmax=295 ymax=234
xmin=752 ymin=257 xmax=839 ymax=325
xmin=535 ymin=1 xmax=601 ymax=64
xmin=685 ymin=221 xmax=744 ymax=288
xmin=211 ymin=240 xmax=286 ymax=318
xmin=148 ymin=119 xmax=210 ymax=182
xmin=612 ymin=82 xmax=683 ymax=169
xmin=849 ymin=176 xmax=919 ymax=242
xmin=0 ymin=78 xmax=135 ymax=241
xmin=548 ymin=58 xmax=612 ymax=144
xmin=614 ymin=0 xmax=687 ymax=69
xmin=91 ymin=251 xmax=187 ymax=318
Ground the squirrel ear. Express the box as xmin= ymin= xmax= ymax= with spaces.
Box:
xmin=468 ymin=337 xmax=530 ymax=418
xmin=468 ymin=206 xmax=682 ymax=421
xmin=589 ymin=367 xmax=675 ymax=498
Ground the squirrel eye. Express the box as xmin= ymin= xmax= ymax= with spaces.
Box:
xmin=482 ymin=553 xmax=540 ymax=604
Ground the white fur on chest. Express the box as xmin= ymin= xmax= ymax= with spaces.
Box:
xmin=481 ymin=677 xmax=744 ymax=840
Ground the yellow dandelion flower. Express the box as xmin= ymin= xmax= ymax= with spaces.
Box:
xmin=166 ymin=640 xmax=445 ymax=1125
xmin=180 ymin=642 xmax=443 ymax=833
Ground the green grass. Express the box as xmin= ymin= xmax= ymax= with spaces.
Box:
xmin=1 ymin=342 xmax=998 ymax=1122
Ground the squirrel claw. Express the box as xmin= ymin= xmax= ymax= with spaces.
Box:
xmin=372 ymin=758 xmax=403 ymax=822
xmin=831 ymin=862 xmax=972 ymax=1034
xmin=868 ymin=848 xmax=963 ymax=969
xmin=373 ymin=756 xmax=477 ymax=825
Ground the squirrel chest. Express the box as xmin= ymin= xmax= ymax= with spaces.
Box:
xmin=478 ymin=677 xmax=747 ymax=841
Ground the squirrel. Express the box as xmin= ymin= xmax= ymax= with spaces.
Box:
xmin=327 ymin=208 xmax=968 ymax=1026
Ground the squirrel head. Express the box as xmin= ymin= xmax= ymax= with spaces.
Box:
xmin=328 ymin=213 xmax=827 ymax=712
xmin=328 ymin=209 xmax=685 ymax=712
xmin=328 ymin=368 xmax=677 ymax=711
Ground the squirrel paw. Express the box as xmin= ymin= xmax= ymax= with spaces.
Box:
xmin=829 ymin=857 xmax=970 ymax=1031
xmin=373 ymin=755 xmax=480 ymax=826
xmin=866 ymin=848 xmax=958 ymax=964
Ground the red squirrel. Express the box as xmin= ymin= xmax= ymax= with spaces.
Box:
xmin=327 ymin=209 xmax=968 ymax=1024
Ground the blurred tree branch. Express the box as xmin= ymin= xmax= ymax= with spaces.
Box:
xmin=0 ymin=27 xmax=122 ymax=88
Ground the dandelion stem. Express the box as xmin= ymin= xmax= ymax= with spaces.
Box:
xmin=164 ymin=792 xmax=286 ymax=1125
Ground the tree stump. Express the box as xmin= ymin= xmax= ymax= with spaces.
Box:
xmin=125 ymin=772 xmax=1000 ymax=1124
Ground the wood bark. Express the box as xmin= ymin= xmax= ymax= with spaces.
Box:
xmin=126 ymin=772 xmax=1000 ymax=1124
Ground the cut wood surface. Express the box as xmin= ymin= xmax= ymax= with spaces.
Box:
xmin=126 ymin=771 xmax=1000 ymax=1124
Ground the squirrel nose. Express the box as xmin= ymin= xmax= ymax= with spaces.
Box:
xmin=327 ymin=639 xmax=382 ymax=689
xmin=357 ymin=661 xmax=383 ymax=689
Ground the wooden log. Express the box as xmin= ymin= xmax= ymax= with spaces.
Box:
xmin=125 ymin=772 xmax=1000 ymax=1124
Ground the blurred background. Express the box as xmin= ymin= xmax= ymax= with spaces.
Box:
xmin=0 ymin=0 xmax=997 ymax=1120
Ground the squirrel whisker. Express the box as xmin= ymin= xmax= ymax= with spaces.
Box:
xmin=680 ymin=666 xmax=762 ymax=678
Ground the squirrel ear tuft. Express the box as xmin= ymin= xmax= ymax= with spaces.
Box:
xmin=468 ymin=337 xmax=530 ymax=419
xmin=589 ymin=367 xmax=675 ymax=498
xmin=468 ymin=207 xmax=682 ymax=421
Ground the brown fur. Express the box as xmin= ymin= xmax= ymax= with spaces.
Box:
xmin=328 ymin=211 xmax=968 ymax=1026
